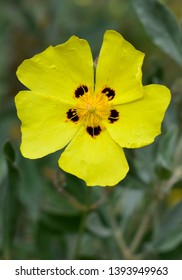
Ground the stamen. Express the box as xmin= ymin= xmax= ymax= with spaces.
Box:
xmin=69 ymin=86 xmax=118 ymax=135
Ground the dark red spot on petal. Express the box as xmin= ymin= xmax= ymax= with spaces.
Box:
xmin=75 ymin=85 xmax=88 ymax=98
xmin=86 ymin=126 xmax=101 ymax=137
xmin=67 ymin=109 xmax=79 ymax=122
xmin=108 ymin=109 xmax=119 ymax=123
xmin=94 ymin=126 xmax=102 ymax=136
xmin=102 ymin=87 xmax=115 ymax=100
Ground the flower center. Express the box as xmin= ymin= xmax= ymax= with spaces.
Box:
xmin=76 ymin=90 xmax=110 ymax=127
xmin=66 ymin=85 xmax=119 ymax=137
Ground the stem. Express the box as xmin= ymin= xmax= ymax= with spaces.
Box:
xmin=160 ymin=167 xmax=182 ymax=195
xmin=129 ymin=171 xmax=178 ymax=256
xmin=112 ymin=225 xmax=133 ymax=259
xmin=73 ymin=187 xmax=92 ymax=259
xmin=108 ymin=205 xmax=138 ymax=259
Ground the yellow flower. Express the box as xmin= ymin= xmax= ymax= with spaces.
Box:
xmin=15 ymin=30 xmax=171 ymax=187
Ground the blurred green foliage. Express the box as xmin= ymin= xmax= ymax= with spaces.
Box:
xmin=0 ymin=0 xmax=182 ymax=260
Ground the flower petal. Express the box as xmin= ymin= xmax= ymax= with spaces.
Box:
xmin=95 ymin=30 xmax=145 ymax=104
xmin=17 ymin=36 xmax=94 ymax=104
xmin=15 ymin=91 xmax=81 ymax=158
xmin=105 ymin=84 xmax=171 ymax=148
xmin=59 ymin=126 xmax=129 ymax=186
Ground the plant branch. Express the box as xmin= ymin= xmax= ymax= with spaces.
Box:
xmin=108 ymin=204 xmax=141 ymax=260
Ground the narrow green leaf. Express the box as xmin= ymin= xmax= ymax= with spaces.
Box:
xmin=154 ymin=225 xmax=182 ymax=252
xmin=3 ymin=141 xmax=15 ymax=163
xmin=40 ymin=212 xmax=82 ymax=234
xmin=65 ymin=173 xmax=87 ymax=204
xmin=132 ymin=0 xmax=182 ymax=67
xmin=86 ymin=212 xmax=111 ymax=238
xmin=153 ymin=201 xmax=182 ymax=252
xmin=2 ymin=141 xmax=22 ymax=259
xmin=18 ymin=160 xmax=46 ymax=221
xmin=155 ymin=125 xmax=178 ymax=179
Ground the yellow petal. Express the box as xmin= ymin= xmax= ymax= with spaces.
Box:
xmin=95 ymin=30 xmax=145 ymax=104
xmin=105 ymin=84 xmax=171 ymax=148
xmin=59 ymin=126 xmax=129 ymax=186
xmin=17 ymin=36 xmax=94 ymax=105
xmin=15 ymin=91 xmax=81 ymax=158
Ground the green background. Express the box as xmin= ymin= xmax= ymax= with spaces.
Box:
xmin=0 ymin=0 xmax=182 ymax=260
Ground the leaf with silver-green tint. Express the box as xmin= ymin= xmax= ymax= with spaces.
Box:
xmin=155 ymin=125 xmax=178 ymax=179
xmin=153 ymin=201 xmax=182 ymax=252
xmin=18 ymin=159 xmax=44 ymax=221
xmin=154 ymin=225 xmax=182 ymax=252
xmin=132 ymin=144 xmax=157 ymax=184
xmin=2 ymin=141 xmax=22 ymax=259
xmin=86 ymin=212 xmax=111 ymax=238
xmin=132 ymin=0 xmax=182 ymax=67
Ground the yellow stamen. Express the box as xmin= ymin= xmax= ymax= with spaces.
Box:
xmin=76 ymin=90 xmax=110 ymax=127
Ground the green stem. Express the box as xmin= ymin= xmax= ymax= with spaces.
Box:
xmin=108 ymin=204 xmax=137 ymax=259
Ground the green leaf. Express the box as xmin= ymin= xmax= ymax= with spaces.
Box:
xmin=18 ymin=159 xmax=47 ymax=221
xmin=132 ymin=0 xmax=182 ymax=67
xmin=132 ymin=144 xmax=157 ymax=184
xmin=64 ymin=173 xmax=87 ymax=204
xmin=86 ymin=212 xmax=111 ymax=238
xmin=153 ymin=201 xmax=182 ymax=252
xmin=43 ymin=183 xmax=81 ymax=216
xmin=40 ymin=211 xmax=82 ymax=234
xmin=2 ymin=141 xmax=22 ymax=259
xmin=3 ymin=141 xmax=15 ymax=162
xmin=154 ymin=225 xmax=182 ymax=252
xmin=155 ymin=125 xmax=178 ymax=179
xmin=35 ymin=227 xmax=68 ymax=259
